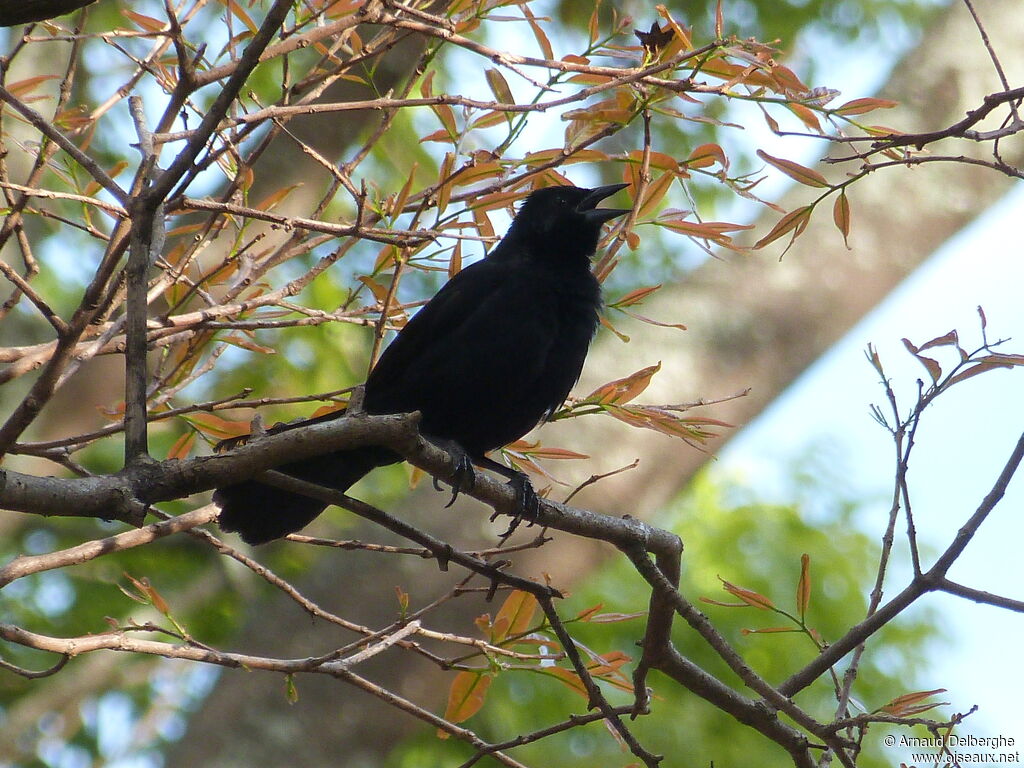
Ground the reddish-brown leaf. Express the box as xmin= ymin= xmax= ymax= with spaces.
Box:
xmin=770 ymin=63 xmax=811 ymax=95
xmin=947 ymin=354 xmax=1024 ymax=386
xmin=610 ymin=284 xmax=662 ymax=308
xmin=918 ymin=330 xmax=959 ymax=352
xmin=786 ymin=103 xmax=822 ymax=132
xmin=700 ymin=597 xmax=751 ymax=608
xmin=902 ymin=338 xmax=941 ymax=382
xmin=452 ymin=161 xmax=503 ymax=188
xmin=834 ymin=97 xmax=899 ymax=115
xmin=757 ymin=150 xmax=829 ymax=188
xmin=754 ymin=205 xmax=813 ymax=250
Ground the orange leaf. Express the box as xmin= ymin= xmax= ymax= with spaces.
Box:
xmin=585 ymin=362 xmax=661 ymax=405
xmin=439 ymin=672 xmax=492 ymax=737
xmin=587 ymin=650 xmax=631 ymax=677
xmin=833 ymin=191 xmax=851 ymax=248
xmin=6 ymin=75 xmax=60 ymax=98
xmin=358 ymin=274 xmax=391 ymax=303
xmin=655 ymin=5 xmax=693 ymax=50
xmin=122 ymin=8 xmax=166 ymax=32
xmin=255 ymin=184 xmax=301 ymax=212
xmin=432 ymin=103 xmax=457 ymax=137
xmin=687 ymin=143 xmax=728 ymax=170
xmin=786 ymin=102 xmax=822 ymax=132
xmin=610 ymin=284 xmax=662 ymax=308
xmin=754 ymin=205 xmax=813 ymax=250
xmin=880 ymin=688 xmax=948 ymax=716
xmin=183 ymin=412 xmax=251 ymax=439
xmin=469 ymin=110 xmax=505 ymax=130
xmin=448 ymin=240 xmax=463 ymax=278
xmin=309 ymin=402 xmax=347 ymax=419
xmin=219 ymin=0 xmax=259 ymax=34
xmin=720 ymin=577 xmax=774 ymax=610
xmin=757 ymin=150 xmax=828 ymax=188
xmin=421 ymin=129 xmax=454 ymax=144
xmin=659 ymin=217 xmax=752 ymax=245
xmin=505 ymin=442 xmax=589 ymax=460
xmin=637 ymin=172 xmax=675 ymax=219
xmin=770 ymin=64 xmax=811 ymax=95
xmin=543 ymin=667 xmax=589 ymax=699
xmin=491 ymin=590 xmax=539 ymax=643
xmin=521 ymin=4 xmax=553 ymax=59
xmin=599 ymin=315 xmax=629 ymax=343
xmin=834 ymin=97 xmax=899 ymax=116
xmin=166 ymin=430 xmax=196 ymax=460
xmin=452 ymin=161 xmax=503 ymax=188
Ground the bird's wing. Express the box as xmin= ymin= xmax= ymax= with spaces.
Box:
xmin=364 ymin=257 xmax=560 ymax=425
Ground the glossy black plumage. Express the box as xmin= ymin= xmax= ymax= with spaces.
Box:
xmin=214 ymin=183 xmax=629 ymax=543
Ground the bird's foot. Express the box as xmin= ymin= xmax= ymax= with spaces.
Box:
xmin=490 ymin=470 xmax=541 ymax=538
xmin=428 ymin=438 xmax=476 ymax=507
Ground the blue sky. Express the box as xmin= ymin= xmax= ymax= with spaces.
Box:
xmin=717 ymin=180 xmax=1024 ymax=750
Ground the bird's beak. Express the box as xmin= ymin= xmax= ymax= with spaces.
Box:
xmin=577 ymin=183 xmax=631 ymax=224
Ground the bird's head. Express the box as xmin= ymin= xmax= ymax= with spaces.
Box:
xmin=502 ymin=183 xmax=630 ymax=263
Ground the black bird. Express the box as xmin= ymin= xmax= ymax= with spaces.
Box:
xmin=214 ymin=182 xmax=630 ymax=544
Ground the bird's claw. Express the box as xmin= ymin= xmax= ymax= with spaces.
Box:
xmin=430 ymin=439 xmax=476 ymax=507
xmin=491 ymin=471 xmax=541 ymax=538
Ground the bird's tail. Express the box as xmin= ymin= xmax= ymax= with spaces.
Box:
xmin=213 ymin=410 xmax=398 ymax=544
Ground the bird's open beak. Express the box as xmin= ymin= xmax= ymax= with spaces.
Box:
xmin=577 ymin=183 xmax=630 ymax=224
